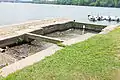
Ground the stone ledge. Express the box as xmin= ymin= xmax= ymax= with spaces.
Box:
xmin=25 ymin=33 xmax=64 ymax=44
xmin=99 ymin=24 xmax=120 ymax=34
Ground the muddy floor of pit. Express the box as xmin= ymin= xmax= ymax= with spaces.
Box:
xmin=0 ymin=40 xmax=54 ymax=64
xmin=0 ymin=53 xmax=15 ymax=66
xmin=45 ymin=28 xmax=98 ymax=40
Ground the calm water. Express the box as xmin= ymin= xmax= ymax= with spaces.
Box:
xmin=0 ymin=3 xmax=120 ymax=26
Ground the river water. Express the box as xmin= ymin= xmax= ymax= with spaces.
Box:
xmin=0 ymin=3 xmax=120 ymax=26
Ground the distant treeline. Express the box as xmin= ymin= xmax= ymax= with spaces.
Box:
xmin=33 ymin=0 xmax=120 ymax=8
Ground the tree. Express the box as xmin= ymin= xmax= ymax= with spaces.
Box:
xmin=114 ymin=0 xmax=119 ymax=7
xmin=34 ymin=0 xmax=120 ymax=8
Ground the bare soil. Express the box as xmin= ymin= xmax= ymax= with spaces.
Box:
xmin=0 ymin=40 xmax=53 ymax=66
xmin=45 ymin=28 xmax=98 ymax=40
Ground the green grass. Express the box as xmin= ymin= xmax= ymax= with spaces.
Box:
xmin=2 ymin=28 xmax=120 ymax=80
xmin=0 ymin=76 xmax=4 ymax=80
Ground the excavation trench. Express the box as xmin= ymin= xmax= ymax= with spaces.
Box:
xmin=0 ymin=39 xmax=54 ymax=68
xmin=0 ymin=22 xmax=103 ymax=69
xmin=44 ymin=28 xmax=98 ymax=40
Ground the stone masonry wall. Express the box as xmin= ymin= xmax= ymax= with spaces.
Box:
xmin=73 ymin=22 xmax=106 ymax=32
xmin=0 ymin=21 xmax=106 ymax=48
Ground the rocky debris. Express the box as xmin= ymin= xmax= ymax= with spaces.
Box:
xmin=0 ymin=63 xmax=8 ymax=69
xmin=0 ymin=48 xmax=5 ymax=53
xmin=3 ymin=40 xmax=53 ymax=60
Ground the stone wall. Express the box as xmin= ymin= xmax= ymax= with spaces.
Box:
xmin=31 ymin=21 xmax=106 ymax=35
xmin=0 ymin=35 xmax=25 ymax=48
xmin=31 ymin=22 xmax=73 ymax=35
xmin=73 ymin=22 xmax=106 ymax=32
xmin=0 ymin=21 xmax=106 ymax=48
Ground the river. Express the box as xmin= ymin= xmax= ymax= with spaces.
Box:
xmin=0 ymin=3 xmax=120 ymax=26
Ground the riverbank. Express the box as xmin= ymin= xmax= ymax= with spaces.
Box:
xmin=1 ymin=26 xmax=120 ymax=80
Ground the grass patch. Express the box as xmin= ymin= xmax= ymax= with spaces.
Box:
xmin=3 ymin=28 xmax=120 ymax=80
xmin=0 ymin=76 xmax=4 ymax=80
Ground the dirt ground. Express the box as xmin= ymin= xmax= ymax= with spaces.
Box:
xmin=0 ymin=40 xmax=53 ymax=68
xmin=45 ymin=28 xmax=98 ymax=40
xmin=4 ymin=40 xmax=53 ymax=60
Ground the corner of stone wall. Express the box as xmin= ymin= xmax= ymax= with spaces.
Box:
xmin=99 ymin=25 xmax=120 ymax=34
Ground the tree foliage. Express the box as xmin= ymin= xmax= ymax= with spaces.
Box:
xmin=33 ymin=0 xmax=120 ymax=7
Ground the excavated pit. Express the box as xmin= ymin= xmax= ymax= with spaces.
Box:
xmin=0 ymin=40 xmax=54 ymax=68
xmin=0 ymin=28 xmax=98 ymax=68
xmin=0 ymin=22 xmax=103 ymax=68
xmin=44 ymin=28 xmax=98 ymax=40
